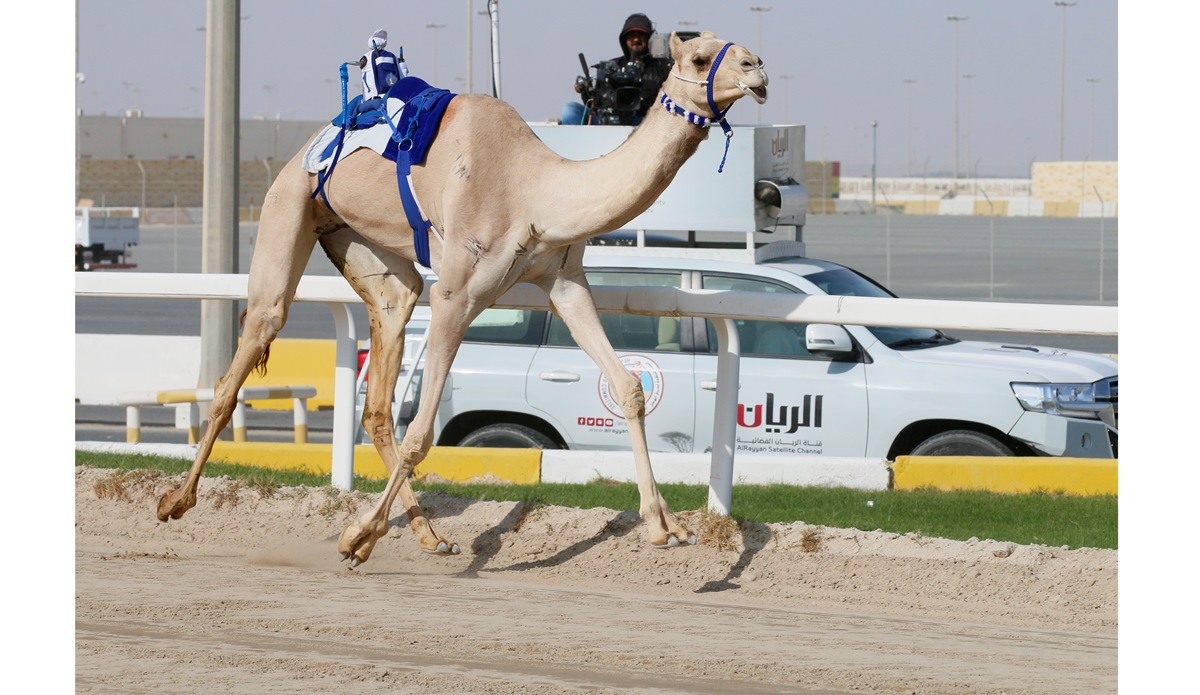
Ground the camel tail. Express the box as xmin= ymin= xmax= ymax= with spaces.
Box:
xmin=238 ymin=309 xmax=271 ymax=377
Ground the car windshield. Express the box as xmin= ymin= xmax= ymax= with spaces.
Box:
xmin=804 ymin=267 xmax=958 ymax=349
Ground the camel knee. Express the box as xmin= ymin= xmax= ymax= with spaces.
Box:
xmin=399 ymin=432 xmax=431 ymax=465
xmin=615 ymin=374 xmax=646 ymax=421
xmin=361 ymin=409 xmax=395 ymax=443
xmin=243 ymin=300 xmax=290 ymax=343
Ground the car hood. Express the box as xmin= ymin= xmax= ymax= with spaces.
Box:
xmin=893 ymin=340 xmax=1118 ymax=382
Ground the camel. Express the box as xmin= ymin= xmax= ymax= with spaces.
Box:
xmin=155 ymin=31 xmax=767 ymax=567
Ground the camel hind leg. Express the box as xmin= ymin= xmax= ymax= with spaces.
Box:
xmin=157 ymin=167 xmax=320 ymax=522
xmin=318 ymin=230 xmax=456 ymax=554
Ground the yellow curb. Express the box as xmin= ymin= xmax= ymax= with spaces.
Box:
xmin=891 ymin=456 xmax=1117 ymax=496
xmin=209 ymin=441 xmax=541 ymax=484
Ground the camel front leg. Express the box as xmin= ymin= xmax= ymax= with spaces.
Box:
xmin=544 ymin=271 xmax=696 ymax=548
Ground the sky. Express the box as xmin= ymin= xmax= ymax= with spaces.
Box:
xmin=73 ymin=0 xmax=1118 ymax=178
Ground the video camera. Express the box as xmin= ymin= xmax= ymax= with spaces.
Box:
xmin=575 ymin=54 xmax=648 ymax=125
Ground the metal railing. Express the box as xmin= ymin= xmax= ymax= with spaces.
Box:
xmin=75 ymin=271 xmax=1117 ymax=514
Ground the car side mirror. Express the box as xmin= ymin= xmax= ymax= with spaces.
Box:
xmin=805 ymin=324 xmax=853 ymax=355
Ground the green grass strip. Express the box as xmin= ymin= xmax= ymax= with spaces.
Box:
xmin=75 ymin=450 xmax=1116 ymax=550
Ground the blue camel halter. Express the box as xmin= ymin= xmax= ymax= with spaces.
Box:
xmin=663 ymin=41 xmax=736 ymax=173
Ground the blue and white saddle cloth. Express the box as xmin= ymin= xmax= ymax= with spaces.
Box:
xmin=305 ymin=77 xmax=457 ymax=268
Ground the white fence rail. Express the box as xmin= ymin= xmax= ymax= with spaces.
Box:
xmin=76 ymin=272 xmax=1118 ymax=514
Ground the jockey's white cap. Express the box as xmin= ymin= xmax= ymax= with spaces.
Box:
xmin=369 ymin=30 xmax=388 ymax=50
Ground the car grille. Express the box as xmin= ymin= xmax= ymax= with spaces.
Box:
xmin=1095 ymin=378 xmax=1118 ymax=431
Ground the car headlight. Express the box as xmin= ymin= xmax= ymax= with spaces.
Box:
xmin=1011 ymin=380 xmax=1116 ymax=428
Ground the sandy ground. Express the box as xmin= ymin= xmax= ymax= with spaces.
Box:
xmin=75 ymin=467 xmax=1117 ymax=694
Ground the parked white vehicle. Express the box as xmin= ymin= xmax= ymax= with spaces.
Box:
xmin=358 ymin=240 xmax=1117 ymax=460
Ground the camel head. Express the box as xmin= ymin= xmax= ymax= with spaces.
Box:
xmin=664 ymin=31 xmax=768 ymax=120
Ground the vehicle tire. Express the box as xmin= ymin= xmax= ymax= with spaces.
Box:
xmin=458 ymin=423 xmax=559 ymax=449
xmin=909 ymin=430 xmax=1015 ymax=457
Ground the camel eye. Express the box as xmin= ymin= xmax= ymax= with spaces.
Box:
xmin=691 ymin=55 xmax=709 ymax=69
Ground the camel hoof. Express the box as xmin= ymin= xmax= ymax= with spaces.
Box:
xmin=350 ymin=557 xmax=361 ymax=568
xmin=422 ymin=541 xmax=462 ymax=555
xmin=156 ymin=489 xmax=187 ymax=522
xmin=338 ymin=552 xmax=349 ymax=562
xmin=651 ymin=534 xmax=696 ymax=549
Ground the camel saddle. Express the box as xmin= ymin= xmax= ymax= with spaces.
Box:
xmin=306 ymin=77 xmax=457 ymax=267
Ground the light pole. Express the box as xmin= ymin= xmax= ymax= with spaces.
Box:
xmin=427 ymin=22 xmax=447 ymax=85
xmin=871 ymin=120 xmax=878 ymax=214
xmin=1087 ymin=77 xmax=1099 ymax=160
xmin=749 ymin=6 xmax=771 ymax=124
xmin=947 ymin=16 xmax=967 ymax=194
xmin=1055 ymin=1 xmax=1076 ymax=161
xmin=962 ymin=74 xmax=974 ymax=186
xmin=904 ymin=79 xmax=916 ymax=176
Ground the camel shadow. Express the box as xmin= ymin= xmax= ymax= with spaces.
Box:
xmin=459 ymin=508 xmax=643 ymax=577
xmin=693 ymin=521 xmax=773 ymax=594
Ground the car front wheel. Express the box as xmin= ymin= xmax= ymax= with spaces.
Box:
xmin=910 ymin=430 xmax=1015 ymax=457
xmin=458 ymin=423 xmax=559 ymax=449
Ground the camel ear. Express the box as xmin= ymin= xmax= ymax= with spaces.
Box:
xmin=669 ymin=31 xmax=684 ymax=60
xmin=700 ymin=31 xmax=716 ymax=39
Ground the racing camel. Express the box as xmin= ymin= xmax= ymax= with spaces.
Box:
xmin=156 ymin=31 xmax=768 ymax=566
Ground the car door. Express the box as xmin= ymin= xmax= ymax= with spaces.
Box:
xmin=692 ymin=272 xmax=871 ymax=457
xmin=524 ymin=269 xmax=698 ymax=452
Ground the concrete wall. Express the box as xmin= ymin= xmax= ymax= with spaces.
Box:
xmin=835 ymin=162 xmax=1118 ymax=218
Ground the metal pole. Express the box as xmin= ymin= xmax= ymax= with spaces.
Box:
xmin=904 ymin=79 xmax=916 ymax=176
xmin=75 ymin=0 xmax=82 ymax=206
xmin=749 ymin=6 xmax=771 ymax=125
xmin=871 ymin=120 xmax=878 ymax=214
xmin=707 ymin=318 xmax=741 ymax=516
xmin=947 ymin=16 xmax=967 ymax=194
xmin=1055 ymin=2 xmax=1076 ymax=161
xmin=329 ymin=303 xmax=359 ymax=490
xmin=199 ymin=0 xmax=241 ymax=400
xmin=962 ymin=73 xmax=974 ymax=185
xmin=488 ymin=0 xmax=501 ymax=98
xmin=1087 ymin=77 xmax=1099 ymax=161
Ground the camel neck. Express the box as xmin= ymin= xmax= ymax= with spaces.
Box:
xmin=540 ymin=94 xmax=711 ymax=244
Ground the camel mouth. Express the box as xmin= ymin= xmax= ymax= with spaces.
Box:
xmin=739 ymin=82 xmax=768 ymax=104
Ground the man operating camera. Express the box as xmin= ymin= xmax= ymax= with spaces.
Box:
xmin=563 ymin=13 xmax=673 ymax=126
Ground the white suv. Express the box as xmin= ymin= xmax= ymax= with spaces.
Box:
xmin=367 ymin=242 xmax=1117 ymax=460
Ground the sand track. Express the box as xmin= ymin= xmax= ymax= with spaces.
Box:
xmin=75 ymin=468 xmax=1117 ymax=694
